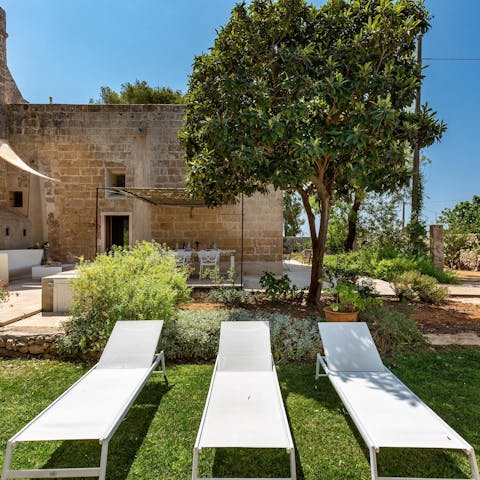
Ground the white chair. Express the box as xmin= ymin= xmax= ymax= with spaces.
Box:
xmin=193 ymin=321 xmax=296 ymax=480
xmin=175 ymin=249 xmax=194 ymax=267
xmin=197 ymin=249 xmax=220 ymax=278
xmin=316 ymin=322 xmax=479 ymax=480
xmin=1 ymin=320 xmax=166 ymax=480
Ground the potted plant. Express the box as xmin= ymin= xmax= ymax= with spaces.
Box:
xmin=324 ymin=282 xmax=365 ymax=322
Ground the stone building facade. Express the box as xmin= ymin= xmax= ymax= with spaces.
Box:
xmin=0 ymin=8 xmax=283 ymax=274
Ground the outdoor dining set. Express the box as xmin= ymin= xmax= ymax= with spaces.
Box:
xmin=174 ymin=247 xmax=235 ymax=277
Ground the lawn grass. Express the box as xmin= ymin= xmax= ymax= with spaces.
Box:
xmin=0 ymin=347 xmax=478 ymax=479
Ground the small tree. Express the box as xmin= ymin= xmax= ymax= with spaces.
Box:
xmin=90 ymin=79 xmax=184 ymax=104
xmin=439 ymin=196 xmax=480 ymax=236
xmin=181 ymin=0 xmax=445 ymax=304
xmin=283 ymin=192 xmax=305 ymax=237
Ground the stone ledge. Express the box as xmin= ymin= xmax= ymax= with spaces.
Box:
xmin=0 ymin=332 xmax=62 ymax=357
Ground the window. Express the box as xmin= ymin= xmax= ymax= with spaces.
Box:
xmin=106 ymin=169 xmax=127 ymax=198
xmin=113 ymin=173 xmax=126 ymax=187
xmin=9 ymin=191 xmax=23 ymax=208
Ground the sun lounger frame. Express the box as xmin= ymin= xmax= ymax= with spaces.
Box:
xmin=192 ymin=321 xmax=296 ymax=480
xmin=315 ymin=323 xmax=479 ymax=480
xmin=1 ymin=322 xmax=166 ymax=480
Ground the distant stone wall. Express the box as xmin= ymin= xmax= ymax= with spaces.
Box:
xmin=5 ymin=104 xmax=283 ymax=273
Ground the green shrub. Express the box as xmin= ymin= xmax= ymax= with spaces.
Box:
xmin=411 ymin=256 xmax=458 ymax=284
xmin=366 ymin=252 xmax=458 ymax=284
xmin=259 ymin=272 xmax=304 ymax=301
xmin=323 ymin=253 xmax=362 ymax=285
xmin=392 ymin=271 xmax=448 ymax=304
xmin=60 ymin=241 xmax=191 ymax=355
xmin=373 ymin=257 xmax=416 ymax=281
xmin=206 ymin=287 xmax=252 ymax=307
xmin=391 ymin=271 xmax=417 ymax=302
xmin=360 ymin=302 xmax=425 ymax=357
xmin=160 ymin=309 xmax=320 ymax=362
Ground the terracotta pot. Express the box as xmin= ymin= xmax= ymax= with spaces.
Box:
xmin=323 ymin=306 xmax=359 ymax=322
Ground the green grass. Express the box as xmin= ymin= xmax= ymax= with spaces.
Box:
xmin=0 ymin=348 xmax=479 ymax=479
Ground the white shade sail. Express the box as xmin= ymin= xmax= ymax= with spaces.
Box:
xmin=0 ymin=139 xmax=57 ymax=181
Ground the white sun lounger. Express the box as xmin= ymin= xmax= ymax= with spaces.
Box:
xmin=1 ymin=320 xmax=166 ymax=480
xmin=193 ymin=321 xmax=296 ymax=480
xmin=316 ymin=322 xmax=479 ymax=480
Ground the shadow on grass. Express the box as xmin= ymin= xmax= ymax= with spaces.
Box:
xmin=41 ymin=378 xmax=170 ymax=480
xmin=277 ymin=363 xmax=471 ymax=480
xmin=212 ymin=448 xmax=294 ymax=479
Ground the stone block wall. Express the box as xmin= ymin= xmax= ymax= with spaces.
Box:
xmin=0 ymin=8 xmax=25 ymax=104
xmin=151 ymin=189 xmax=283 ymax=274
xmin=4 ymin=104 xmax=283 ymax=274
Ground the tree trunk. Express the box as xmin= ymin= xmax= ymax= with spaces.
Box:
xmin=299 ymin=189 xmax=330 ymax=305
xmin=344 ymin=194 xmax=362 ymax=252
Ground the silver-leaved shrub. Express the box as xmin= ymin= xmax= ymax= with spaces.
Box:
xmin=60 ymin=241 xmax=190 ymax=355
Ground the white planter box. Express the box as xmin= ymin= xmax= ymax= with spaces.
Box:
xmin=32 ymin=265 xmax=63 ymax=280
xmin=0 ymin=249 xmax=44 ymax=282
xmin=53 ymin=275 xmax=75 ymax=313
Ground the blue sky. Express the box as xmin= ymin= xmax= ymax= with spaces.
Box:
xmin=2 ymin=0 xmax=479 ymax=226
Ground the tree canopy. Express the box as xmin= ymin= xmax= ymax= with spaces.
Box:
xmin=90 ymin=80 xmax=184 ymax=104
xmin=439 ymin=196 xmax=480 ymax=236
xmin=180 ymin=0 xmax=445 ymax=304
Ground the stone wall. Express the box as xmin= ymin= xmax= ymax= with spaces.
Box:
xmin=0 ymin=160 xmax=34 ymax=248
xmin=0 ymin=206 xmax=32 ymax=249
xmin=0 ymin=5 xmax=282 ymax=274
xmin=0 ymin=8 xmax=25 ymax=104
xmin=152 ymin=189 xmax=283 ymax=273
xmin=0 ymin=332 xmax=60 ymax=357
xmin=4 ymin=104 xmax=283 ymax=273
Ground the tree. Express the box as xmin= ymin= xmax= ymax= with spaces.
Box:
xmin=180 ymin=0 xmax=445 ymax=304
xmin=283 ymin=192 xmax=305 ymax=237
xmin=438 ymin=196 xmax=480 ymax=236
xmin=90 ymin=80 xmax=184 ymax=104
xmin=344 ymin=152 xmax=432 ymax=252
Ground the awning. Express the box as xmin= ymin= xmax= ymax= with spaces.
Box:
xmin=0 ymin=140 xmax=58 ymax=181
xmin=104 ymin=187 xmax=205 ymax=206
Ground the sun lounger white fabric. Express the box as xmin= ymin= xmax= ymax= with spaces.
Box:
xmin=193 ymin=321 xmax=296 ymax=480
xmin=1 ymin=320 xmax=166 ymax=480
xmin=316 ymin=322 xmax=480 ymax=480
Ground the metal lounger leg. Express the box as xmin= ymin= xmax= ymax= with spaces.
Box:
xmin=1 ymin=442 xmax=14 ymax=480
xmin=470 ymin=449 xmax=480 ymax=480
xmin=289 ymin=448 xmax=296 ymax=480
xmin=160 ymin=351 xmax=166 ymax=378
xmin=369 ymin=447 xmax=379 ymax=480
xmin=315 ymin=353 xmax=328 ymax=380
xmin=99 ymin=441 xmax=109 ymax=480
xmin=192 ymin=448 xmax=199 ymax=480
